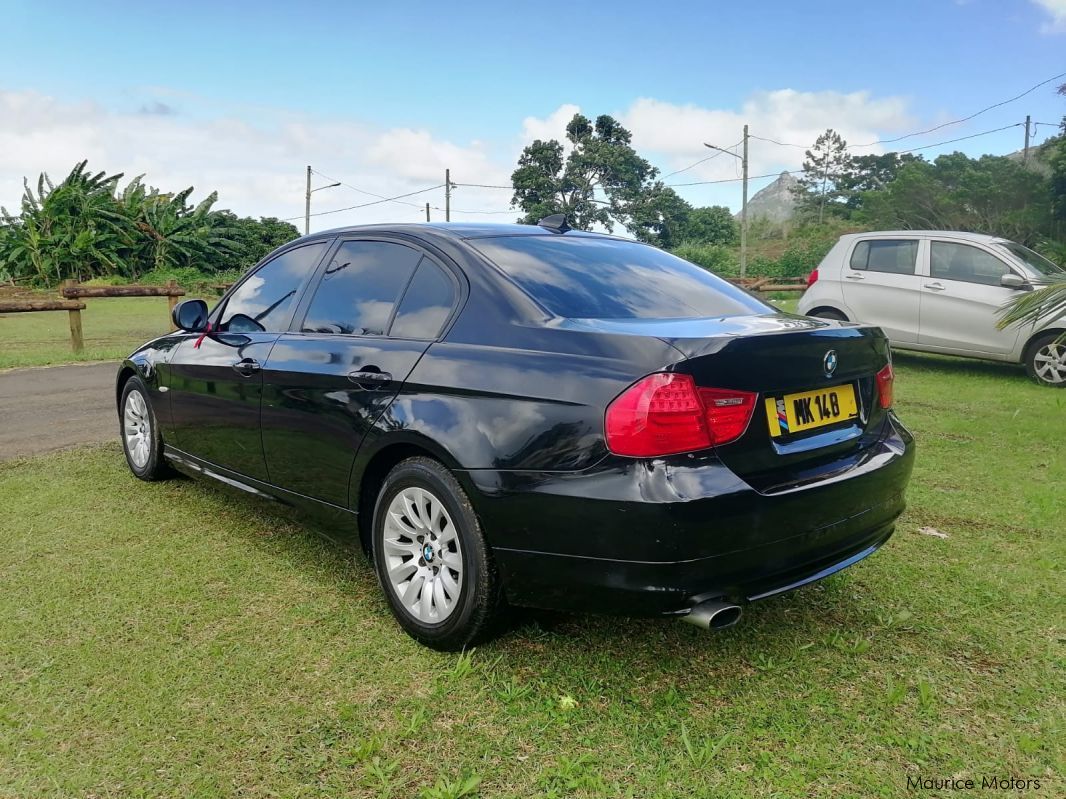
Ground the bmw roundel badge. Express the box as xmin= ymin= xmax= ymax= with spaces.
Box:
xmin=823 ymin=349 xmax=838 ymax=378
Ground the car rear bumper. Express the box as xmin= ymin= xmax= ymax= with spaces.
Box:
xmin=462 ymin=414 xmax=914 ymax=616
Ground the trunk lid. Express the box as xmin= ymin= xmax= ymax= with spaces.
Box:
xmin=566 ymin=313 xmax=892 ymax=490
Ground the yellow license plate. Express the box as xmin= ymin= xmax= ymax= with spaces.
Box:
xmin=764 ymin=384 xmax=858 ymax=438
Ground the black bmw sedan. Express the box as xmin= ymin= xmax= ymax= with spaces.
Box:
xmin=117 ymin=218 xmax=915 ymax=650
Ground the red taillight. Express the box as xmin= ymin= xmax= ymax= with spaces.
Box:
xmin=806 ymin=268 xmax=819 ymax=287
xmin=698 ymin=387 xmax=758 ymax=445
xmin=605 ymin=373 xmax=756 ymax=457
xmin=876 ymin=363 xmax=894 ymax=409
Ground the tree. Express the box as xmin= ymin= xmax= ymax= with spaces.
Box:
xmin=792 ymin=129 xmax=851 ymax=223
xmin=0 ymin=162 xmax=133 ymax=283
xmin=0 ymin=161 xmax=276 ymax=286
xmin=510 ymin=114 xmax=662 ymax=234
xmin=859 ymin=153 xmax=1053 ymax=244
xmin=680 ymin=205 xmax=738 ymax=245
xmin=835 ymin=153 xmax=922 ymax=213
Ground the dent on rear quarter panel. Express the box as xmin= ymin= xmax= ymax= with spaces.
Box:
xmin=375 ymin=330 xmax=677 ymax=471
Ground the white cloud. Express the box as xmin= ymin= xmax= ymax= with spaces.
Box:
xmin=621 ymin=89 xmax=913 ymax=182
xmin=1032 ymin=0 xmax=1066 ymax=32
xmin=0 ymin=89 xmax=514 ymax=231
xmin=0 ymin=86 xmax=920 ymax=228
xmin=520 ymin=103 xmax=581 ymax=146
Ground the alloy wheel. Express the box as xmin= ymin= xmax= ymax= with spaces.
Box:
xmin=123 ymin=389 xmax=152 ymax=468
xmin=382 ymin=486 xmax=464 ymax=623
xmin=1033 ymin=341 xmax=1066 ymax=385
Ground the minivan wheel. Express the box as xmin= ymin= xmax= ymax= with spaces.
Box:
xmin=1026 ymin=333 xmax=1066 ymax=387
xmin=372 ymin=457 xmax=503 ymax=650
xmin=120 ymin=376 xmax=171 ymax=480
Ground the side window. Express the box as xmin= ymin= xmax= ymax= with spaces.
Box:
xmin=849 ymin=240 xmax=918 ymax=275
xmin=389 ymin=259 xmax=458 ymax=340
xmin=930 ymin=242 xmax=1011 ymax=286
xmin=220 ymin=242 xmax=326 ymax=333
xmin=301 ymin=241 xmax=421 ymax=335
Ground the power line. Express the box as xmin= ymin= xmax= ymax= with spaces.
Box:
xmin=283 ymin=184 xmax=444 ymax=221
xmin=451 ymin=182 xmax=513 ymax=189
xmin=311 ymin=169 xmax=432 ymax=209
xmin=747 ymin=70 xmax=1066 ymax=152
xmin=894 ymin=122 xmax=1022 ymax=154
xmin=662 ymin=139 xmax=744 ymax=178
xmin=851 ymin=70 xmax=1065 ymax=147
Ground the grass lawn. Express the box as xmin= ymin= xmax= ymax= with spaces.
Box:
xmin=0 ymin=296 xmax=207 ymax=370
xmin=1 ymin=356 xmax=1063 ymax=797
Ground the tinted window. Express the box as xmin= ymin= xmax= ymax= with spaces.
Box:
xmin=994 ymin=241 xmax=1064 ymax=277
xmin=389 ymin=259 xmax=457 ymax=339
xmin=470 ymin=236 xmax=770 ymax=319
xmin=221 ymin=242 xmax=326 ymax=333
xmin=301 ymin=241 xmax=421 ymax=335
xmin=930 ymin=242 xmax=1010 ymax=286
xmin=849 ymin=240 xmax=918 ymax=275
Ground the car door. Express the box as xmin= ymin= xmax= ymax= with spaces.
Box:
xmin=261 ymin=238 xmax=461 ymax=506
xmin=166 ymin=241 xmax=329 ymax=480
xmin=840 ymin=237 xmax=922 ymax=344
xmin=917 ymin=240 xmax=1023 ymax=355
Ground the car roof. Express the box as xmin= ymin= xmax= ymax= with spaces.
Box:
xmin=841 ymin=230 xmax=1010 ymax=245
xmin=308 ymin=221 xmax=612 ymax=241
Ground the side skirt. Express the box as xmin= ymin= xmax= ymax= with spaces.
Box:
xmin=163 ymin=445 xmax=361 ymax=548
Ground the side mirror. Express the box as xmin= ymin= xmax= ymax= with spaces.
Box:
xmin=172 ymin=298 xmax=209 ymax=332
xmin=1000 ymin=273 xmax=1030 ymax=290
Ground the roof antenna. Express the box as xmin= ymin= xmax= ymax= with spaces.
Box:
xmin=537 ymin=213 xmax=571 ymax=233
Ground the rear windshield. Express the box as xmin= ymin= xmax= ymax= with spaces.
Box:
xmin=470 ymin=235 xmax=770 ymax=319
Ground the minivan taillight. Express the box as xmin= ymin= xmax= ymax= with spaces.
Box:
xmin=806 ymin=268 xmax=819 ymax=287
xmin=605 ymin=373 xmax=756 ymax=457
xmin=876 ymin=363 xmax=894 ymax=409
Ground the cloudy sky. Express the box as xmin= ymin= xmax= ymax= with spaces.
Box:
xmin=1 ymin=0 xmax=1064 ymax=232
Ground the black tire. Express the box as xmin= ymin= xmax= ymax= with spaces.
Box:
xmin=372 ymin=456 xmax=503 ymax=650
xmin=1025 ymin=333 xmax=1066 ymax=387
xmin=810 ymin=309 xmax=847 ymax=322
xmin=119 ymin=376 xmax=171 ymax=480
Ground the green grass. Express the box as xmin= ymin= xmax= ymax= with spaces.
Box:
xmin=0 ymin=297 xmax=200 ymax=370
xmin=1 ymin=356 xmax=1063 ymax=798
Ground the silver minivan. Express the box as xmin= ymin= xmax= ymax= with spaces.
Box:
xmin=797 ymin=231 xmax=1066 ymax=386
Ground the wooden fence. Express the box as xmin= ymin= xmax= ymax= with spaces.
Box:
xmin=0 ymin=279 xmax=185 ymax=353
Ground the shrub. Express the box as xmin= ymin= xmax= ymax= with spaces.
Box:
xmin=672 ymin=242 xmax=739 ymax=277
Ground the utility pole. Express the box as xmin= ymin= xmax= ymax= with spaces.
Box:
xmin=304 ymin=165 xmax=312 ymax=236
xmin=1023 ymin=115 xmax=1032 ymax=164
xmin=445 ymin=169 xmax=451 ymax=222
xmin=303 ymin=168 xmax=340 ymax=235
xmin=705 ymin=124 xmax=749 ymax=278
xmin=425 ymin=202 xmax=431 ymax=222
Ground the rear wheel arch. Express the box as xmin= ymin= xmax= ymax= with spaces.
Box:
xmin=354 ymin=437 xmax=472 ymax=556
xmin=807 ymin=305 xmax=850 ymax=321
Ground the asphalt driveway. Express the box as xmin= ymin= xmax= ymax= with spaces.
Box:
xmin=0 ymin=363 xmax=118 ymax=461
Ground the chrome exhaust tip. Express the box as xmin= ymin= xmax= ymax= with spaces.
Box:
xmin=681 ymin=600 xmax=742 ymax=630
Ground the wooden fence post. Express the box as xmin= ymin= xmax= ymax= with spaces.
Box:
xmin=61 ymin=279 xmax=84 ymax=353
xmin=67 ymin=308 xmax=84 ymax=353
xmin=166 ymin=279 xmax=179 ymax=330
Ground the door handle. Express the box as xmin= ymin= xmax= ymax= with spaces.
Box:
xmin=924 ymin=282 xmax=946 ymax=291
xmin=845 ymin=274 xmax=865 ymax=280
xmin=231 ymin=358 xmax=261 ymax=377
xmin=348 ymin=369 xmax=393 ymax=390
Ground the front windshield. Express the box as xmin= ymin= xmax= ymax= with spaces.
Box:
xmin=995 ymin=241 xmax=1065 ymax=277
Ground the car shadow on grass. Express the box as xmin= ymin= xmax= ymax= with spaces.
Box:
xmin=182 ymin=470 xmax=880 ymax=682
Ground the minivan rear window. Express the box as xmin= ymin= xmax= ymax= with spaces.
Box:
xmin=470 ymin=235 xmax=770 ymax=319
